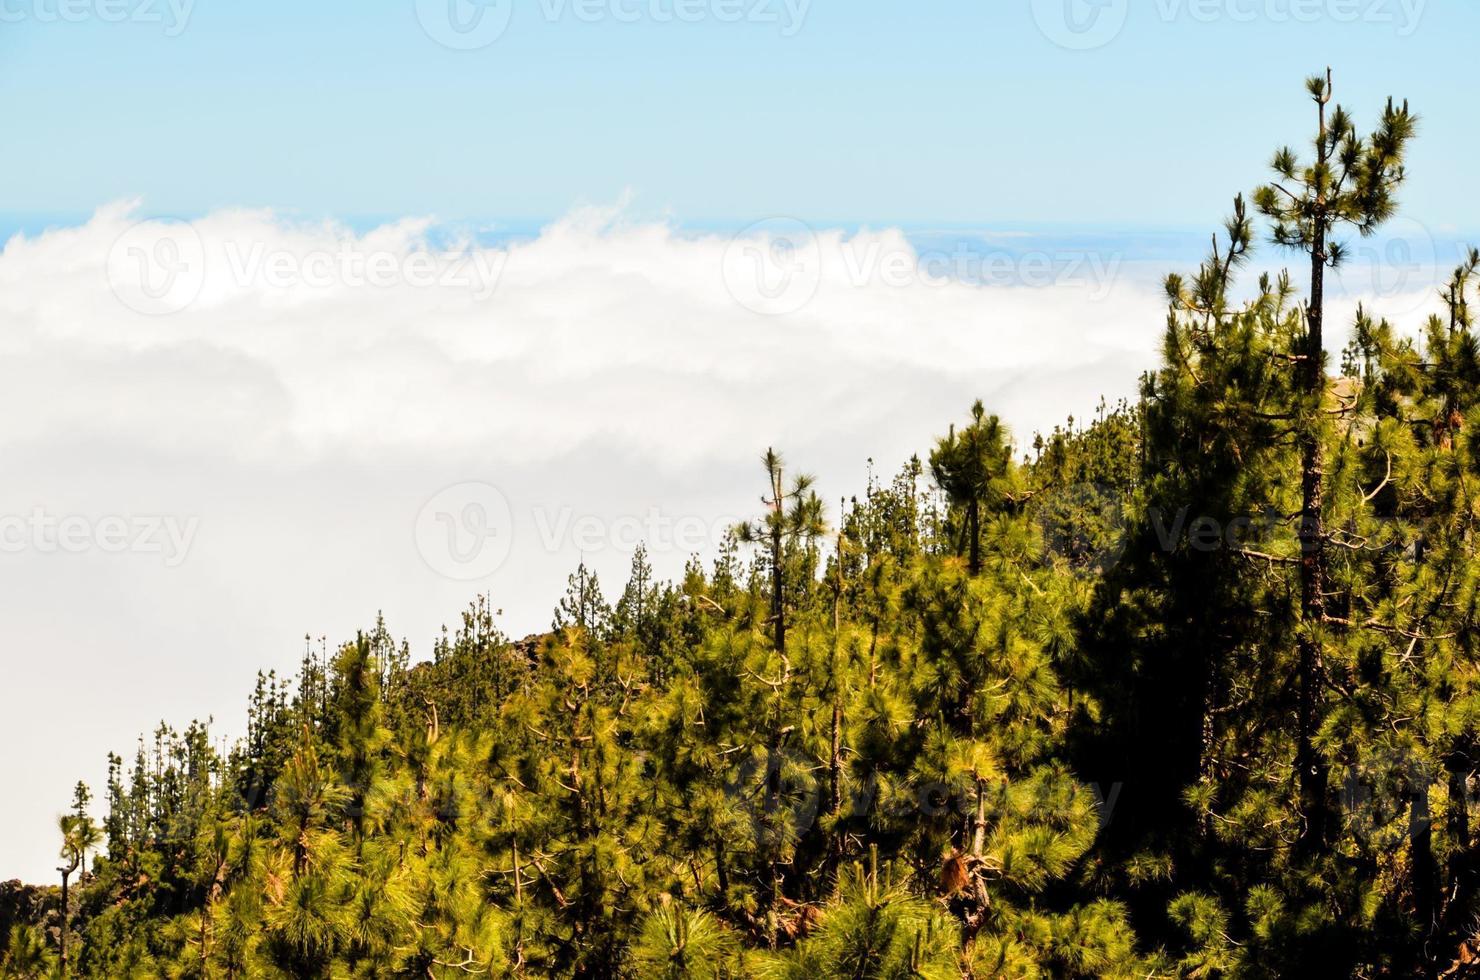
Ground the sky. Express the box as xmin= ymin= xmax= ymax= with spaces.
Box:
xmin=0 ymin=0 xmax=1476 ymax=883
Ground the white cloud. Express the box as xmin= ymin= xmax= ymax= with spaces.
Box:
xmin=1 ymin=201 xmax=1174 ymax=465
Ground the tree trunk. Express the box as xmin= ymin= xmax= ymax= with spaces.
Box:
xmin=967 ymin=498 xmax=980 ymax=576
xmin=828 ymin=576 xmax=844 ymax=833
xmin=764 ymin=727 xmax=783 ymax=947
xmin=200 ymin=903 xmax=210 ymax=977
xmin=58 ymin=866 xmax=71 ymax=977
xmin=1296 ymin=75 xmax=1332 ymax=858
xmin=1412 ymin=785 xmax=1438 ymax=939
xmin=1447 ymin=755 xmax=1472 ymax=896
xmin=771 ymin=468 xmax=786 ymax=656
xmin=1439 ymin=753 xmax=1477 ymax=961
xmin=971 ymin=778 xmax=988 ymax=858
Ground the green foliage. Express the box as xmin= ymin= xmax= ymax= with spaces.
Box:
xmin=758 ymin=855 xmax=960 ymax=980
xmin=1 ymin=922 xmax=53 ymax=979
xmin=631 ymin=900 xmax=742 ymax=979
xmin=21 ymin=421 xmax=1142 ymax=977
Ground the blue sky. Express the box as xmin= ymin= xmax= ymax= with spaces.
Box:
xmin=1 ymin=0 xmax=1475 ymax=231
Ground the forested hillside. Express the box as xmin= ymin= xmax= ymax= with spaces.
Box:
xmin=7 ymin=75 xmax=1480 ymax=978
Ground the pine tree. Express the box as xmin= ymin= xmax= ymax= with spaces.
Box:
xmin=553 ymin=561 xmax=613 ymax=640
xmin=1253 ymin=68 xmax=1418 ymax=854
xmin=929 ymin=402 xmax=1014 ymax=576
xmin=56 ymin=813 xmax=98 ymax=977
xmin=735 ymin=449 xmax=826 ymax=657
